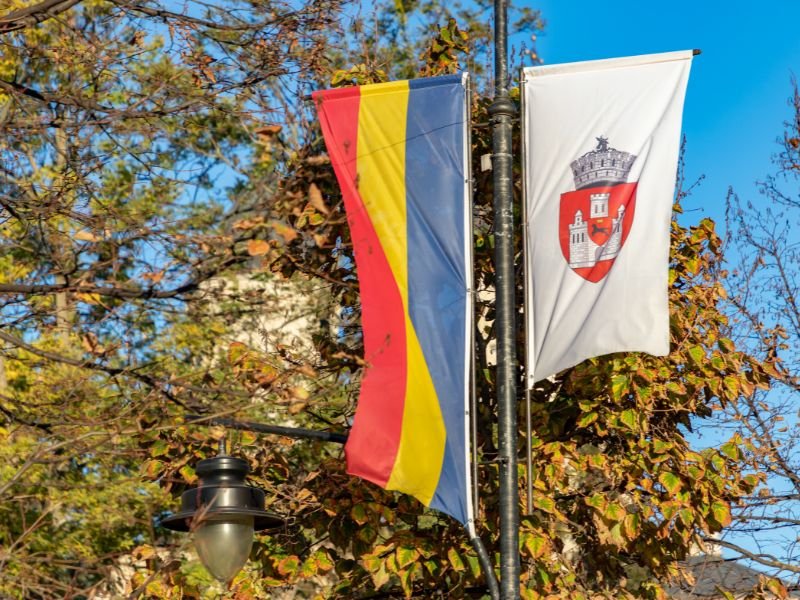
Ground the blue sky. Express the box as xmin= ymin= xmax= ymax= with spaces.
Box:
xmin=526 ymin=0 xmax=800 ymax=225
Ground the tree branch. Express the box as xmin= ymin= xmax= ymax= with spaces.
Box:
xmin=106 ymin=0 xmax=277 ymax=32
xmin=0 ymin=281 xmax=198 ymax=300
xmin=0 ymin=393 xmax=53 ymax=432
xmin=0 ymin=78 xmax=204 ymax=118
xmin=0 ymin=329 xmax=189 ymax=409
xmin=0 ymin=0 xmax=82 ymax=34
xmin=702 ymin=536 xmax=800 ymax=574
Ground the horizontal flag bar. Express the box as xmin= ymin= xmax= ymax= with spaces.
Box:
xmin=184 ymin=414 xmax=349 ymax=444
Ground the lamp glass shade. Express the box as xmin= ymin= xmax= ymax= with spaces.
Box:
xmin=193 ymin=515 xmax=254 ymax=582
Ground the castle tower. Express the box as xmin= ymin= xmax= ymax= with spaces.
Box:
xmin=590 ymin=193 xmax=609 ymax=218
xmin=599 ymin=203 xmax=626 ymax=260
xmin=568 ymin=209 xmax=593 ymax=268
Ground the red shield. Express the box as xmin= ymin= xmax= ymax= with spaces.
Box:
xmin=558 ymin=182 xmax=637 ymax=283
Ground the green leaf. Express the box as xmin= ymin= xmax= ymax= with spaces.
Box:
xmin=369 ymin=563 xmax=390 ymax=589
xmin=465 ymin=553 xmax=481 ymax=578
xmin=723 ymin=375 xmax=740 ymax=397
xmin=447 ymin=547 xmax=465 ymax=572
xmin=658 ymin=472 xmax=682 ymax=495
xmin=678 ymin=508 xmax=695 ymax=527
xmin=742 ymin=473 xmax=760 ymax=491
xmin=423 ymin=559 xmax=439 ymax=577
xmin=350 ymin=503 xmax=368 ymax=525
xmin=623 ymin=513 xmax=640 ymax=540
xmin=299 ymin=557 xmax=317 ymax=578
xmin=239 ymin=431 xmax=258 ymax=446
xmin=397 ymin=569 xmax=414 ymax=598
xmin=537 ymin=566 xmax=551 ymax=586
xmin=652 ymin=439 xmax=673 ymax=454
xmin=687 ymin=464 xmax=705 ymax=481
xmin=141 ymin=459 xmax=164 ymax=478
xmin=667 ymin=380 xmax=686 ymax=395
xmin=313 ymin=550 xmax=333 ymax=572
xmin=619 ymin=409 xmax=637 ymax=431
xmin=533 ymin=496 xmax=555 ymax=513
xmin=661 ymin=502 xmax=679 ymax=521
xmin=608 ymin=522 xmax=626 ymax=547
xmin=710 ymin=501 xmax=731 ymax=527
xmin=396 ymin=546 xmax=419 ymax=569
xmin=356 ymin=524 xmax=376 ymax=543
xmin=276 ymin=555 xmax=300 ymax=577
xmin=178 ymin=464 xmax=196 ymax=484
xmin=719 ymin=442 xmax=740 ymax=460
xmin=688 ymin=345 xmax=706 ymax=364
xmin=577 ymin=411 xmax=599 ymax=428
xmin=585 ymin=493 xmax=606 ymax=511
xmin=611 ymin=374 xmax=629 ymax=400
xmin=604 ymin=502 xmax=625 ymax=522
xmin=686 ymin=255 xmax=700 ymax=275
xmin=363 ymin=556 xmax=382 ymax=573
xmin=151 ymin=440 xmax=169 ymax=457
xmin=523 ymin=532 xmax=549 ymax=558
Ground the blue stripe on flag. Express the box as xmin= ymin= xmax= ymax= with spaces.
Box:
xmin=405 ymin=75 xmax=469 ymax=523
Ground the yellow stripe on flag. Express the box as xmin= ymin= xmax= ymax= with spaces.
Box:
xmin=389 ymin=319 xmax=446 ymax=505
xmin=357 ymin=81 xmax=447 ymax=506
xmin=356 ymin=81 xmax=409 ymax=289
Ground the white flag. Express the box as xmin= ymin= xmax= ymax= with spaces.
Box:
xmin=522 ymin=51 xmax=693 ymax=385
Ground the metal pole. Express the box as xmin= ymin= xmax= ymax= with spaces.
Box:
xmin=470 ymin=530 xmax=501 ymax=600
xmin=525 ymin=388 xmax=532 ymax=515
xmin=467 ymin=75 xmax=481 ymax=523
xmin=184 ymin=415 xmax=349 ymax=445
xmin=490 ymin=0 xmax=520 ymax=598
xmin=520 ymin=73 xmax=533 ymax=517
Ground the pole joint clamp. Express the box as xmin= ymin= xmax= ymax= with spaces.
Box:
xmin=488 ymin=96 xmax=517 ymax=121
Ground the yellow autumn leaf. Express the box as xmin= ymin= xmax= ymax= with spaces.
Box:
xmin=74 ymin=230 xmax=101 ymax=242
xmin=76 ymin=292 xmax=103 ymax=304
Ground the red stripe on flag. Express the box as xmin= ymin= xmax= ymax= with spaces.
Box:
xmin=313 ymin=88 xmax=407 ymax=487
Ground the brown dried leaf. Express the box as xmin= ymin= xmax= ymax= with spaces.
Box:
xmin=308 ymin=183 xmax=330 ymax=215
xmin=255 ymin=124 xmax=282 ymax=137
xmin=271 ymin=221 xmax=298 ymax=243
xmin=304 ymin=155 xmax=330 ymax=166
xmin=81 ymin=332 xmax=105 ymax=355
xmin=247 ymin=239 xmax=271 ymax=256
xmin=233 ymin=217 xmax=264 ymax=231
xmin=289 ymin=400 xmax=307 ymax=415
xmin=141 ymin=271 xmax=164 ymax=283
xmin=297 ymin=364 xmax=318 ymax=378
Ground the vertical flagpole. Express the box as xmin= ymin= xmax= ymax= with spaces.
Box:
xmin=490 ymin=1 xmax=520 ymax=598
xmin=466 ymin=73 xmax=501 ymax=600
xmin=520 ymin=69 xmax=533 ymax=518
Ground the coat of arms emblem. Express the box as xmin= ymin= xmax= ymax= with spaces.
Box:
xmin=559 ymin=136 xmax=637 ymax=283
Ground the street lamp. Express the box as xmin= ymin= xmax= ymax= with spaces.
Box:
xmin=160 ymin=451 xmax=284 ymax=582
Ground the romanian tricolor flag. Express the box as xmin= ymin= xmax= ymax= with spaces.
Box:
xmin=313 ymin=74 xmax=474 ymax=527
